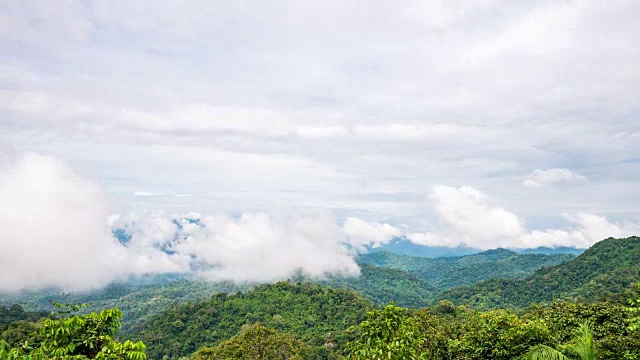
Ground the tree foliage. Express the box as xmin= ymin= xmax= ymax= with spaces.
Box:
xmin=523 ymin=322 xmax=597 ymax=360
xmin=0 ymin=303 xmax=146 ymax=360
xmin=628 ymin=284 xmax=640 ymax=332
xmin=323 ymin=264 xmax=436 ymax=308
xmin=136 ymin=282 xmax=371 ymax=359
xmin=346 ymin=304 xmax=425 ymax=360
xmin=192 ymin=323 xmax=310 ymax=360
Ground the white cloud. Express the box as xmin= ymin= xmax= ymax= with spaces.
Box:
xmin=111 ymin=212 xmax=405 ymax=283
xmin=0 ymin=153 xmax=419 ymax=290
xmin=430 ymin=185 xmax=525 ymax=243
xmin=0 ymin=153 xmax=124 ymax=291
xmin=407 ymin=185 xmax=638 ymax=250
xmin=517 ymin=212 xmax=639 ymax=249
xmin=0 ymin=154 xmax=637 ymax=291
xmin=108 ymin=210 xmax=379 ymax=283
xmin=342 ymin=217 xmax=401 ymax=250
xmin=523 ymin=168 xmax=587 ymax=188
xmin=406 ymin=232 xmax=461 ymax=248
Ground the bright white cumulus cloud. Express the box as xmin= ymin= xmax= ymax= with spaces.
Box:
xmin=343 ymin=217 xmax=401 ymax=251
xmin=430 ymin=185 xmax=525 ymax=242
xmin=407 ymin=185 xmax=638 ymax=250
xmin=0 ymin=153 xmax=128 ymax=292
xmin=523 ymin=168 xmax=587 ymax=188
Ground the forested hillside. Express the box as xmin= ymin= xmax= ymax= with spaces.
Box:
xmin=323 ymin=263 xmax=436 ymax=308
xmin=133 ymin=284 xmax=640 ymax=359
xmin=2 ymin=237 xmax=640 ymax=359
xmin=0 ymin=280 xmax=248 ymax=337
xmin=359 ymin=249 xmax=574 ymax=291
xmin=134 ymin=282 xmax=372 ymax=359
xmin=0 ymin=246 xmax=572 ymax=335
xmin=437 ymin=236 xmax=640 ymax=309
xmin=0 ymin=305 xmax=47 ymax=327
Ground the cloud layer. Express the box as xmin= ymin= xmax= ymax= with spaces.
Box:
xmin=1 ymin=2 xmax=639 ymax=290
xmin=0 ymin=154 xmax=399 ymax=291
xmin=2 ymin=154 xmax=637 ymax=291
xmin=0 ymin=1 xmax=638 ymax=229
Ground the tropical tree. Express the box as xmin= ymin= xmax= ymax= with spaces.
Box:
xmin=191 ymin=323 xmax=310 ymax=360
xmin=0 ymin=302 xmax=146 ymax=360
xmin=628 ymin=284 xmax=640 ymax=331
xmin=523 ymin=321 xmax=597 ymax=360
xmin=346 ymin=304 xmax=425 ymax=360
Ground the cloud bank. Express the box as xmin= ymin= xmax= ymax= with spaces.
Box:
xmin=408 ymin=185 xmax=638 ymax=250
xmin=2 ymin=154 xmax=638 ymax=291
xmin=0 ymin=154 xmax=400 ymax=292
xmin=0 ymin=154 xmax=637 ymax=291
xmin=0 ymin=153 xmax=125 ymax=291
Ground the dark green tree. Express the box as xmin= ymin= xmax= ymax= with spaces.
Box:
xmin=346 ymin=304 xmax=425 ymax=360
xmin=523 ymin=322 xmax=597 ymax=360
xmin=192 ymin=323 xmax=310 ymax=360
xmin=0 ymin=304 xmax=146 ymax=360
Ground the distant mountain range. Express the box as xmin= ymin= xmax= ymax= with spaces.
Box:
xmin=368 ymin=236 xmax=584 ymax=257
xmin=357 ymin=248 xmax=574 ymax=292
xmin=8 ymin=235 xmax=639 ymax=341
xmin=436 ymin=236 xmax=640 ymax=309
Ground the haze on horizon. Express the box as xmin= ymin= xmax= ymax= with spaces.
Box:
xmin=0 ymin=1 xmax=639 ymax=291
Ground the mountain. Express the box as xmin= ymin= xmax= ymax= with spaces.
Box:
xmin=516 ymin=246 xmax=585 ymax=256
xmin=368 ymin=237 xmax=481 ymax=257
xmin=358 ymin=249 xmax=574 ymax=291
xmin=368 ymin=237 xmax=584 ymax=258
xmin=323 ymin=263 xmax=436 ymax=308
xmin=0 ymin=280 xmax=248 ymax=336
xmin=0 ymin=266 xmax=434 ymax=334
xmin=436 ymin=236 xmax=640 ymax=309
xmin=0 ymin=304 xmax=48 ymax=334
xmin=0 ymin=246 xmax=576 ymax=334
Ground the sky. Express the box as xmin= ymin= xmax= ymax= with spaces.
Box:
xmin=1 ymin=1 xmax=639 ymax=290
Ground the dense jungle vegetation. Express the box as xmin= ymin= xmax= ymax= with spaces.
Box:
xmin=1 ymin=236 xmax=639 ymax=359
xmin=437 ymin=236 xmax=640 ymax=309
xmin=0 ymin=245 xmax=573 ymax=335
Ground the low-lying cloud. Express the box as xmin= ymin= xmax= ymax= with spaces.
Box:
xmin=0 ymin=154 xmax=398 ymax=292
xmin=0 ymin=154 xmax=636 ymax=292
xmin=0 ymin=153 xmax=124 ymax=292
xmin=111 ymin=211 xmax=366 ymax=284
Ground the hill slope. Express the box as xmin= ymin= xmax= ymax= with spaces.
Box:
xmin=133 ymin=282 xmax=372 ymax=359
xmin=436 ymin=236 xmax=640 ymax=309
xmin=323 ymin=263 xmax=436 ymax=308
xmin=358 ymin=249 xmax=574 ymax=291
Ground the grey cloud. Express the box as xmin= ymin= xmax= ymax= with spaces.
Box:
xmin=0 ymin=0 xmax=638 ymax=237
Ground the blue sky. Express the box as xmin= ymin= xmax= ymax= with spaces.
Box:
xmin=0 ymin=1 xmax=639 ymax=289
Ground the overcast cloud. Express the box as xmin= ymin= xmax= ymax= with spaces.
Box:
xmin=1 ymin=1 xmax=639 ymax=290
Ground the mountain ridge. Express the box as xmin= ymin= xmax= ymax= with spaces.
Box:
xmin=436 ymin=236 xmax=640 ymax=309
